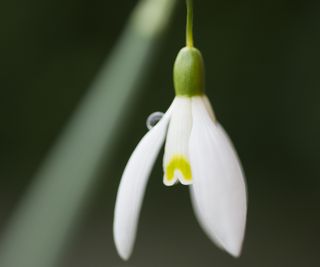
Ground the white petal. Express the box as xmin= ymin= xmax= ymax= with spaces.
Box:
xmin=189 ymin=96 xmax=247 ymax=257
xmin=202 ymin=95 xmax=216 ymax=121
xmin=163 ymin=96 xmax=193 ymax=186
xmin=113 ymin=101 xmax=174 ymax=260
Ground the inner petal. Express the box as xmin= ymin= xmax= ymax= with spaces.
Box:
xmin=165 ymin=155 xmax=192 ymax=185
xmin=163 ymin=97 xmax=193 ymax=186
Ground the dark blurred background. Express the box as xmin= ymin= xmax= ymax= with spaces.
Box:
xmin=0 ymin=0 xmax=320 ymax=266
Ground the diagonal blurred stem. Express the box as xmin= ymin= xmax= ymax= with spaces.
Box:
xmin=0 ymin=1 xmax=178 ymax=266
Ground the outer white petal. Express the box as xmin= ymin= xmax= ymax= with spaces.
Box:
xmin=189 ymin=96 xmax=247 ymax=257
xmin=163 ymin=96 xmax=193 ymax=186
xmin=202 ymin=95 xmax=216 ymax=121
xmin=113 ymin=101 xmax=174 ymax=260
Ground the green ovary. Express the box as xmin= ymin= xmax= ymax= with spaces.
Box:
xmin=173 ymin=47 xmax=205 ymax=97
xmin=165 ymin=155 xmax=192 ymax=183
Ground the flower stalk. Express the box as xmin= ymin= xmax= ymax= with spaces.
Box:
xmin=186 ymin=0 xmax=194 ymax=47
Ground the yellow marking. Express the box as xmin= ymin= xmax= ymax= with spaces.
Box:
xmin=165 ymin=155 xmax=192 ymax=183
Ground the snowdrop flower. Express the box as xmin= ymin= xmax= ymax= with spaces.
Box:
xmin=114 ymin=0 xmax=247 ymax=261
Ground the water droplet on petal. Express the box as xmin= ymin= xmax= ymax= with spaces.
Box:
xmin=146 ymin=111 xmax=164 ymax=130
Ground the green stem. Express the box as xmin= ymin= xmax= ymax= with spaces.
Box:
xmin=186 ymin=0 xmax=194 ymax=47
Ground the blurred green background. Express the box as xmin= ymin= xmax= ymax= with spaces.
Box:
xmin=0 ymin=0 xmax=320 ymax=266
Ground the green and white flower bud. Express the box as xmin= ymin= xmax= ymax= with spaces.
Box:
xmin=173 ymin=47 xmax=205 ymax=97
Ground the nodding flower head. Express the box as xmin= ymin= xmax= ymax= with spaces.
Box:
xmin=113 ymin=0 xmax=247 ymax=261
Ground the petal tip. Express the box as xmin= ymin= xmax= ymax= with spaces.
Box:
xmin=216 ymin=225 xmax=245 ymax=258
xmin=114 ymin=230 xmax=133 ymax=261
xmin=119 ymin=250 xmax=131 ymax=261
xmin=163 ymin=175 xmax=177 ymax=186
xmin=223 ymin=239 xmax=243 ymax=258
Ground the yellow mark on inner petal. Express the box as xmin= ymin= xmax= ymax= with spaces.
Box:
xmin=165 ymin=155 xmax=192 ymax=185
